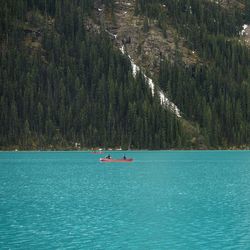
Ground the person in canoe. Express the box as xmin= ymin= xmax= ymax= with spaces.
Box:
xmin=106 ymin=154 xmax=111 ymax=159
xmin=123 ymin=154 xmax=126 ymax=160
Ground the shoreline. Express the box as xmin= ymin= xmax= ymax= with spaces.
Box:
xmin=0 ymin=147 xmax=250 ymax=152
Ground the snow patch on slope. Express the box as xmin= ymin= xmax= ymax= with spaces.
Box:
xmin=240 ymin=24 xmax=248 ymax=36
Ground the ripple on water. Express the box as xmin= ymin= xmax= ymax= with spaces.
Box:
xmin=1 ymin=151 xmax=250 ymax=249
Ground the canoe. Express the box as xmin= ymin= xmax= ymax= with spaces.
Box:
xmin=100 ymin=158 xmax=133 ymax=162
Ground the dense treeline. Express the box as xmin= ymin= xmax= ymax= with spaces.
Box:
xmin=136 ymin=0 xmax=250 ymax=147
xmin=246 ymin=0 xmax=250 ymax=22
xmin=0 ymin=0 xmax=187 ymax=149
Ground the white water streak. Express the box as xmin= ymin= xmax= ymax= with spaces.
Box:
xmin=106 ymin=28 xmax=181 ymax=117
xmin=120 ymin=45 xmax=181 ymax=117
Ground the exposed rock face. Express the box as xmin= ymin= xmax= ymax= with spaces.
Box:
xmin=210 ymin=0 xmax=244 ymax=9
xmin=89 ymin=1 xmax=203 ymax=117
xmin=88 ymin=0 xmax=206 ymax=146
xmin=93 ymin=0 xmax=199 ymax=78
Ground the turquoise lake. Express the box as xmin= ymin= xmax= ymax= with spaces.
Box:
xmin=0 ymin=151 xmax=250 ymax=249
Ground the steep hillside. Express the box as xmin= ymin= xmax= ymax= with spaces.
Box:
xmin=0 ymin=0 xmax=249 ymax=149
xmin=0 ymin=0 xmax=201 ymax=150
xmin=89 ymin=0 xmax=206 ymax=145
xmin=93 ymin=0 xmax=200 ymax=76
xmin=90 ymin=0 xmax=250 ymax=147
xmin=210 ymin=0 xmax=244 ymax=9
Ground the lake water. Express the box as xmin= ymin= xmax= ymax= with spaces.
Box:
xmin=0 ymin=151 xmax=250 ymax=249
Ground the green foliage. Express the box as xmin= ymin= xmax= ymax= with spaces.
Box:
xmin=245 ymin=0 xmax=250 ymax=22
xmin=1 ymin=0 xmax=249 ymax=149
xmin=0 ymin=0 xmax=186 ymax=149
xmin=143 ymin=17 xmax=149 ymax=32
xmin=138 ymin=0 xmax=250 ymax=147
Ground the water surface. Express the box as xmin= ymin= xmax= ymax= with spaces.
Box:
xmin=0 ymin=151 xmax=250 ymax=249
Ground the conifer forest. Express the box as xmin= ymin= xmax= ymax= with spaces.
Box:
xmin=0 ymin=0 xmax=250 ymax=149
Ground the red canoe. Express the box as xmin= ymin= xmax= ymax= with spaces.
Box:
xmin=100 ymin=158 xmax=133 ymax=162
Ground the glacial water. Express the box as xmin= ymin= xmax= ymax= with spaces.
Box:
xmin=0 ymin=151 xmax=250 ymax=249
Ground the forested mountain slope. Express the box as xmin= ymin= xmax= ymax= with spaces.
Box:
xmin=134 ymin=0 xmax=250 ymax=146
xmin=0 ymin=0 xmax=249 ymax=149
xmin=0 ymin=0 xmax=195 ymax=150
xmin=96 ymin=0 xmax=250 ymax=147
